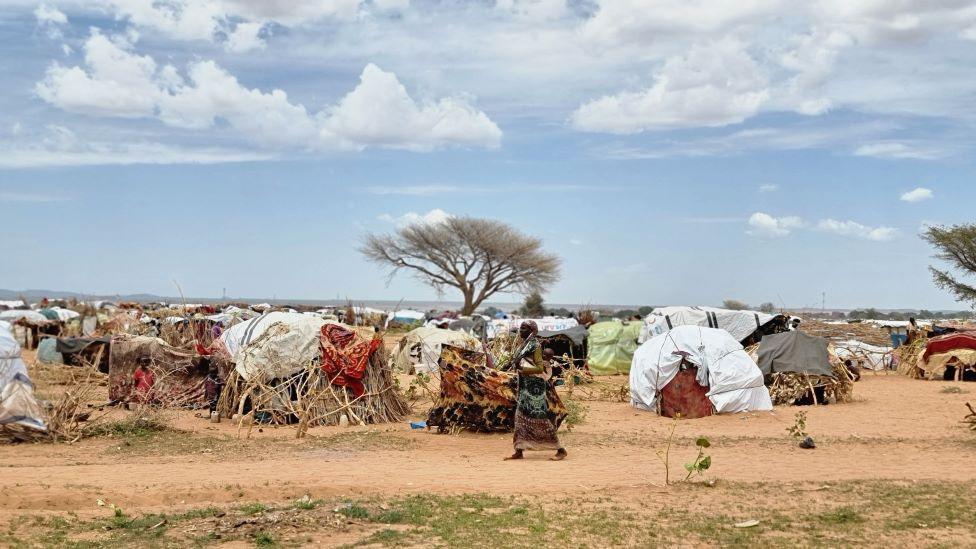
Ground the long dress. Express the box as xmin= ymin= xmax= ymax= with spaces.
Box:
xmin=513 ymin=337 xmax=562 ymax=451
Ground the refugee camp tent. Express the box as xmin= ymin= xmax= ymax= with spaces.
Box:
xmin=587 ymin=321 xmax=641 ymax=375
xmin=630 ymin=326 xmax=772 ymax=416
xmin=757 ymin=331 xmax=833 ymax=377
xmin=36 ymin=337 xmax=63 ymax=364
xmin=391 ymin=326 xmax=480 ymax=374
xmin=757 ymin=331 xmax=855 ymax=405
xmin=385 ymin=309 xmax=426 ymax=328
xmin=917 ymin=332 xmax=976 ymax=380
xmin=218 ymin=312 xmax=327 ymax=382
xmin=491 ymin=317 xmax=579 ymax=335
xmin=0 ymin=322 xmax=46 ymax=432
xmin=56 ymin=337 xmax=111 ymax=372
xmin=639 ymin=306 xmax=787 ymax=345
xmin=0 ymin=310 xmax=50 ymax=324
xmin=538 ymin=325 xmax=589 ymax=369
xmin=107 ymin=335 xmax=212 ymax=405
xmin=832 ymin=340 xmax=892 ymax=371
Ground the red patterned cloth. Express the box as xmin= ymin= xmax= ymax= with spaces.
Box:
xmin=659 ymin=367 xmax=713 ymax=419
xmin=320 ymin=324 xmax=381 ymax=397
xmin=924 ymin=333 xmax=976 ymax=362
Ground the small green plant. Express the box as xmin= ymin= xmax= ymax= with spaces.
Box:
xmin=655 ymin=415 xmax=680 ymax=485
xmin=337 ymin=503 xmax=370 ymax=519
xmin=406 ymin=372 xmax=436 ymax=400
xmin=239 ymin=503 xmax=268 ymax=515
xmin=254 ymin=531 xmax=276 ymax=547
xmin=563 ymin=398 xmax=588 ymax=430
xmin=787 ymin=411 xmax=808 ymax=439
xmin=684 ymin=436 xmax=712 ymax=481
xmin=294 ymin=496 xmax=320 ymax=510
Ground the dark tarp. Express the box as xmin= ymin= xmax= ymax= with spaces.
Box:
xmin=55 ymin=337 xmax=110 ymax=355
xmin=757 ymin=331 xmax=833 ymax=377
xmin=538 ymin=325 xmax=588 ymax=347
xmin=39 ymin=309 xmax=60 ymax=321
xmin=56 ymin=337 xmax=111 ymax=372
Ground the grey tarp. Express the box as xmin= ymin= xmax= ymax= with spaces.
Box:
xmin=757 ymin=331 xmax=833 ymax=377
xmin=538 ymin=325 xmax=588 ymax=347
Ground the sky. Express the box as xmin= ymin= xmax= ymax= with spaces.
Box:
xmin=2 ymin=0 xmax=976 ymax=310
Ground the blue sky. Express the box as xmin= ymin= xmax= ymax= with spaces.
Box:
xmin=2 ymin=1 xmax=976 ymax=310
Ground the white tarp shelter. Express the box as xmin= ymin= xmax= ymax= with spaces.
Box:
xmin=630 ymin=325 xmax=772 ymax=414
xmin=385 ymin=309 xmax=426 ymax=328
xmin=219 ymin=312 xmax=326 ymax=381
xmin=0 ymin=310 xmax=50 ymax=324
xmin=832 ymin=339 xmax=892 ymax=371
xmin=392 ymin=326 xmax=480 ymax=374
xmin=0 ymin=322 xmax=46 ymax=431
xmin=640 ymin=306 xmax=780 ymax=344
xmin=491 ymin=317 xmax=578 ymax=335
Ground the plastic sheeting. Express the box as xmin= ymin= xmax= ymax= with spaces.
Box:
xmin=391 ymin=327 xmax=480 ymax=374
xmin=587 ymin=321 xmax=641 ymax=375
xmin=491 ymin=317 xmax=579 ymax=335
xmin=36 ymin=337 xmax=64 ymax=364
xmin=630 ymin=326 xmax=772 ymax=414
xmin=219 ymin=312 xmax=326 ymax=381
xmin=832 ymin=340 xmax=892 ymax=371
xmin=757 ymin=331 xmax=833 ymax=377
xmin=0 ymin=309 xmax=50 ymax=325
xmin=0 ymin=323 xmax=46 ymax=431
xmin=640 ymin=306 xmax=780 ymax=344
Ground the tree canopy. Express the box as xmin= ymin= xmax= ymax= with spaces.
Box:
xmin=923 ymin=224 xmax=976 ymax=306
xmin=722 ymin=299 xmax=749 ymax=311
xmin=361 ymin=216 xmax=561 ymax=315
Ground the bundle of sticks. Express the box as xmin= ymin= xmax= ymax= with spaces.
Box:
xmin=767 ymin=358 xmax=856 ymax=406
xmin=895 ymin=337 xmax=928 ymax=378
xmin=964 ymin=403 xmax=976 ymax=431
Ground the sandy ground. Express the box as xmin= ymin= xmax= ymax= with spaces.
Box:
xmin=3 ymin=348 xmax=975 ymax=530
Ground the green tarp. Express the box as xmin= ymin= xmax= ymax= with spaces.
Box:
xmin=587 ymin=321 xmax=641 ymax=375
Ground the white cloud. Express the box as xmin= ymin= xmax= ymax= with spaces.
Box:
xmin=759 ymin=184 xmax=778 ymax=192
xmin=571 ymin=40 xmax=769 ymax=133
xmin=816 ymin=219 xmax=898 ymax=241
xmin=747 ymin=212 xmax=804 ymax=237
xmin=224 ymin=21 xmax=265 ymax=53
xmin=36 ymin=32 xmax=501 ymax=152
xmin=569 ymin=238 xmax=583 ymax=245
xmin=853 ymin=142 xmax=946 ymax=160
xmin=378 ymin=208 xmax=453 ymax=227
xmin=900 ymin=187 xmax=933 ymax=202
xmin=34 ymin=4 xmax=67 ymax=25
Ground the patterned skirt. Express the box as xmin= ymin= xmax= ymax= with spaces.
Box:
xmin=513 ymin=375 xmax=562 ymax=451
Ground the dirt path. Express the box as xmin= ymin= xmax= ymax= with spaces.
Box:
xmin=2 ymin=372 xmax=973 ymax=522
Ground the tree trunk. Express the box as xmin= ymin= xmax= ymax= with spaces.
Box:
xmin=460 ymin=287 xmax=476 ymax=316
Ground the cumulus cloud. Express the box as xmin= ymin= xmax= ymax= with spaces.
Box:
xmin=747 ymin=212 xmax=804 ymax=237
xmin=816 ymin=219 xmax=898 ymax=241
xmin=224 ymin=21 xmax=265 ymax=52
xmin=900 ymin=187 xmax=933 ymax=202
xmin=34 ymin=4 xmax=67 ymax=25
xmin=36 ymin=31 xmax=501 ymax=152
xmin=759 ymin=184 xmax=778 ymax=192
xmin=378 ymin=208 xmax=453 ymax=227
xmin=571 ymin=40 xmax=769 ymax=133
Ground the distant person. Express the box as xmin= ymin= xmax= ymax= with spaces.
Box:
xmin=203 ymin=363 xmax=223 ymax=414
xmin=505 ymin=321 xmax=567 ymax=462
xmin=131 ymin=357 xmax=156 ymax=404
xmin=906 ymin=317 xmax=920 ymax=345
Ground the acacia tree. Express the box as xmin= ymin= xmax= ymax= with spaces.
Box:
xmin=361 ymin=216 xmax=561 ymax=315
xmin=923 ymin=224 xmax=976 ymax=305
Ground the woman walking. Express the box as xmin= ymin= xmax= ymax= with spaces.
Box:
xmin=505 ymin=320 xmax=567 ymax=461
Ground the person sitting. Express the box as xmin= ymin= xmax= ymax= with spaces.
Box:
xmin=131 ymin=356 xmax=156 ymax=404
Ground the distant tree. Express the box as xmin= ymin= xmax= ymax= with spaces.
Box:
xmin=923 ymin=224 xmax=976 ymax=307
xmin=757 ymin=302 xmax=777 ymax=314
xmin=614 ymin=309 xmax=638 ymax=319
xmin=481 ymin=306 xmax=503 ymax=318
xmin=637 ymin=306 xmax=655 ymax=317
xmin=722 ymin=299 xmax=749 ymax=311
xmin=520 ymin=291 xmax=546 ymax=317
xmin=361 ymin=216 xmax=560 ymax=315
xmin=548 ymin=307 xmax=572 ymax=317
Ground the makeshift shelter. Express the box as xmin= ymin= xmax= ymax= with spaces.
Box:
xmin=36 ymin=337 xmax=63 ymax=364
xmin=217 ymin=315 xmax=408 ymax=432
xmin=391 ymin=326 xmax=480 ymax=374
xmin=427 ymin=344 xmax=566 ymax=433
xmin=587 ymin=321 xmax=641 ymax=375
xmin=832 ymin=340 xmax=892 ymax=371
xmin=640 ymin=306 xmax=788 ymax=345
xmin=630 ymin=326 xmax=772 ymax=417
xmin=0 ymin=322 xmax=46 ymax=435
xmin=56 ymin=337 xmax=111 ymax=372
xmin=107 ymin=335 xmax=214 ymax=406
xmin=909 ymin=333 xmax=976 ymax=381
xmin=384 ymin=309 xmax=425 ymax=328
xmin=538 ymin=325 xmax=588 ymax=370
xmin=758 ymin=331 xmax=854 ymax=405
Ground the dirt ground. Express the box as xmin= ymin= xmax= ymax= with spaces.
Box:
xmin=4 ymin=350 xmax=976 ymax=547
